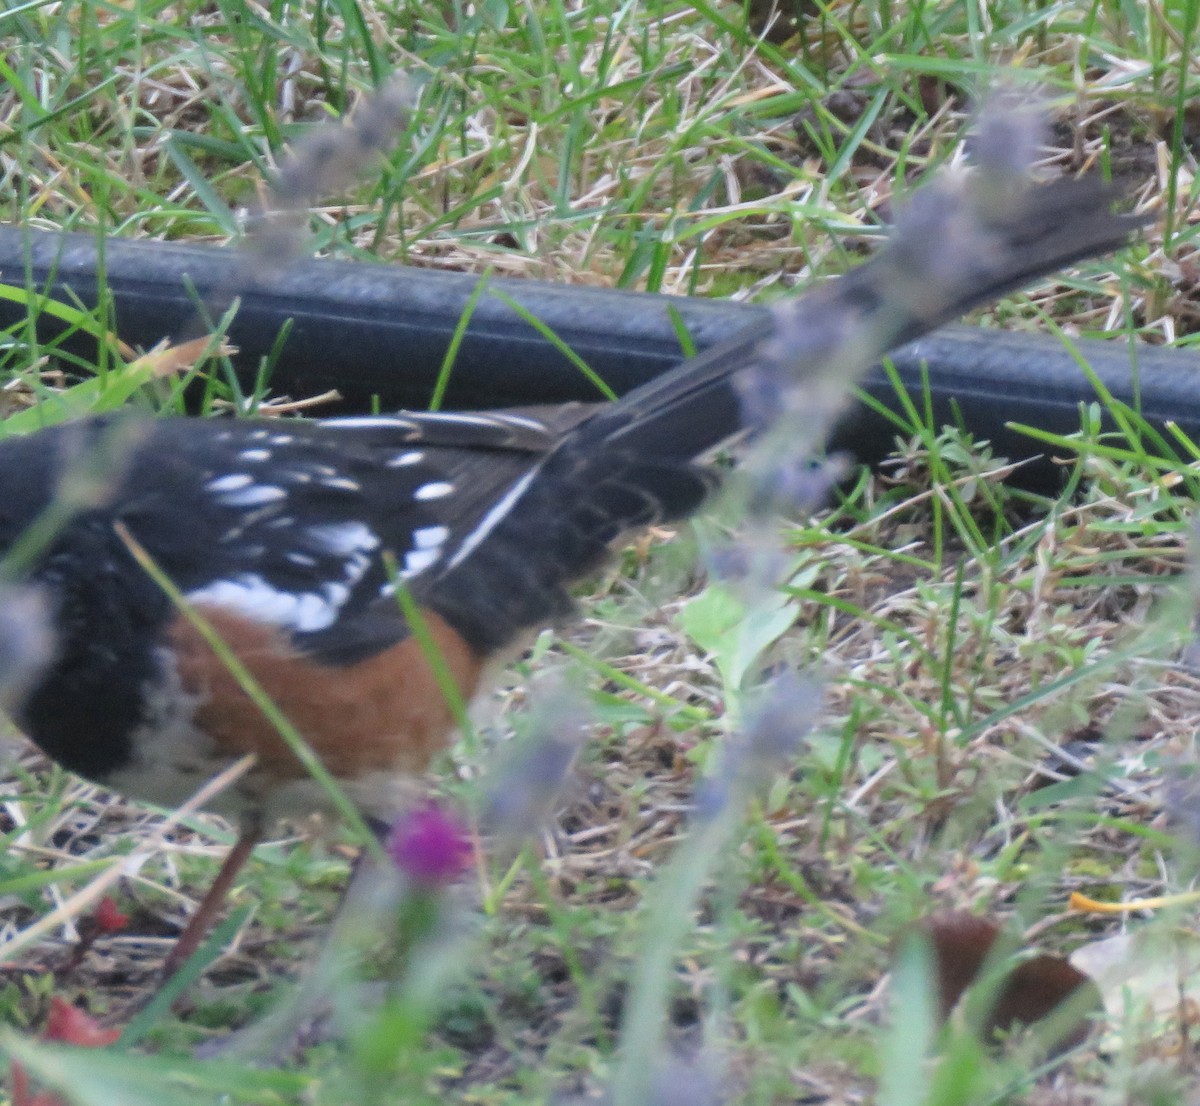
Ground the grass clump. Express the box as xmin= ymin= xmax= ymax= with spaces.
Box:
xmin=0 ymin=1 xmax=1195 ymax=1104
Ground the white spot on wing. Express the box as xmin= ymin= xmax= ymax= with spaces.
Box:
xmin=207 ymin=474 xmax=253 ymax=493
xmin=413 ymin=525 xmax=449 ymax=549
xmin=398 ymin=522 xmax=449 ymax=578
xmin=186 ymin=575 xmax=338 ymax=633
xmin=402 ymin=548 xmax=441 ymax=577
xmin=497 ymin=413 xmax=552 ymax=432
xmin=217 ymin=484 xmax=287 ymax=508
xmin=323 ymin=416 xmax=421 ymax=433
xmin=387 ymin=451 xmax=424 ymax=467
xmin=239 ymin=449 xmax=271 ymax=462
xmin=415 ymin=482 xmax=454 ymax=501
xmin=419 ymin=412 xmax=494 ymax=428
xmin=305 ymin=522 xmax=380 ymax=555
xmin=319 ymin=476 xmax=360 ymax=491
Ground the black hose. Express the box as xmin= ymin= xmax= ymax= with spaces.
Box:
xmin=0 ymin=226 xmax=1194 ymax=491
xmin=0 ymin=226 xmax=751 ymax=408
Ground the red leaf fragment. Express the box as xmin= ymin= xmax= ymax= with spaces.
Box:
xmin=43 ymin=998 xmax=121 ymax=1048
xmin=92 ymin=897 xmax=130 ymax=934
xmin=9 ymin=999 xmax=120 ymax=1106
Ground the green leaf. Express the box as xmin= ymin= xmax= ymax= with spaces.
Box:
xmin=678 ymin=581 xmax=798 ymax=691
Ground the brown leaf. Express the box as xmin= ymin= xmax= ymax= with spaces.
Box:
xmin=917 ymin=911 xmax=1100 ymax=1049
xmin=922 ymin=911 xmax=1002 ymax=1022
xmin=125 ymin=335 xmax=236 ymax=379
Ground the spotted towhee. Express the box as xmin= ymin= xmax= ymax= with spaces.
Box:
xmin=0 ymin=165 xmax=1142 ymax=981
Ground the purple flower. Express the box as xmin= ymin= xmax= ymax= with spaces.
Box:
xmin=387 ymin=804 xmax=473 ymax=887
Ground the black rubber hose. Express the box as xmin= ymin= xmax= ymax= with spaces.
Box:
xmin=0 ymin=226 xmax=1194 ymax=491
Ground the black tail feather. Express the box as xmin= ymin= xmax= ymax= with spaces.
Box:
xmin=428 ymin=172 xmax=1145 ymax=650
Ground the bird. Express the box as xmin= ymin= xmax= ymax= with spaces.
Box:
xmin=0 ymin=166 xmax=1142 ymax=985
